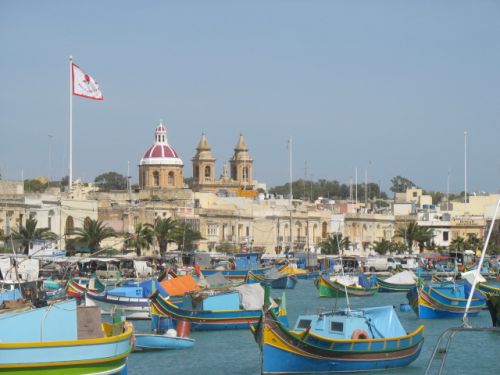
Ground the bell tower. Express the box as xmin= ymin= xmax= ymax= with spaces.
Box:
xmin=230 ymin=134 xmax=253 ymax=188
xmin=192 ymin=133 xmax=216 ymax=191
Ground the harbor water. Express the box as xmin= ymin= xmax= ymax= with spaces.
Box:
xmin=128 ymin=280 xmax=498 ymax=375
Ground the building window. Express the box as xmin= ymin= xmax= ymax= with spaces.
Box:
xmin=322 ymin=222 xmax=328 ymax=238
xmin=413 ymin=192 xmax=417 ymax=197
xmin=243 ymin=167 xmax=248 ymax=182
xmin=153 ymin=171 xmax=160 ymax=186
xmin=208 ymin=224 xmax=217 ymax=236
xmin=443 ymin=231 xmax=449 ymax=241
xmin=194 ymin=166 xmax=199 ymax=180
xmin=168 ymin=171 xmax=174 ymax=185
xmin=65 ymin=216 xmax=74 ymax=235
xmin=204 ymin=166 xmax=211 ymax=182
xmin=48 ymin=217 xmax=52 ymax=230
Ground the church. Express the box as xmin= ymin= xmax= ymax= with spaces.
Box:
xmin=139 ymin=121 xmax=256 ymax=196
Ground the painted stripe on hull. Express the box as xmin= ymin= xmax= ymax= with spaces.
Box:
xmin=262 ymin=342 xmax=423 ymax=374
xmin=0 ymin=358 xmax=127 ymax=375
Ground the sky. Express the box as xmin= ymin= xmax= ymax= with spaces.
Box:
xmin=1 ymin=0 xmax=499 ymax=194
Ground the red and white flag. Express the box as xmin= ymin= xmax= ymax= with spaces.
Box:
xmin=72 ymin=63 xmax=103 ymax=100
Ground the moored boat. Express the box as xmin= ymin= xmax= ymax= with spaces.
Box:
xmin=315 ymin=273 xmax=378 ymax=298
xmin=407 ymin=281 xmax=487 ymax=319
xmin=253 ymin=303 xmax=424 ymax=374
xmin=376 ymin=270 xmax=417 ymax=292
xmin=0 ymin=299 xmax=132 ymax=374
xmin=149 ymin=283 xmax=274 ymax=330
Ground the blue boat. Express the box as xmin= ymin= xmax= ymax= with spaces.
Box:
xmin=246 ymin=269 xmax=298 ymax=289
xmin=85 ymin=279 xmax=168 ymax=319
xmin=252 ymin=303 xmax=424 ymax=374
xmin=201 ymin=253 xmax=272 ymax=280
xmin=0 ymin=299 xmax=132 ymax=374
xmin=149 ymin=283 xmax=273 ymax=330
xmin=376 ymin=270 xmax=417 ymax=292
xmin=407 ymin=280 xmax=487 ymax=318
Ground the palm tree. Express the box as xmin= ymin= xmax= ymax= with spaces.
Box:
xmin=319 ymin=234 xmax=341 ymax=255
xmin=340 ymin=236 xmax=351 ymax=255
xmin=11 ymin=217 xmax=58 ymax=255
xmin=396 ymin=221 xmax=433 ymax=253
xmin=128 ymin=223 xmax=154 ymax=256
xmin=465 ymin=234 xmax=482 ymax=252
xmin=73 ymin=219 xmax=116 ymax=254
xmin=449 ymin=236 xmax=466 ymax=252
xmin=153 ymin=217 xmax=178 ymax=256
xmin=372 ymin=239 xmax=392 ymax=255
xmin=171 ymin=222 xmax=204 ymax=251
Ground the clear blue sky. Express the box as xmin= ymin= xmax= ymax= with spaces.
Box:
xmin=1 ymin=0 xmax=499 ymax=194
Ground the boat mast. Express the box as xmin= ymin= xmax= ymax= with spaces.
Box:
xmin=462 ymin=198 xmax=500 ymax=326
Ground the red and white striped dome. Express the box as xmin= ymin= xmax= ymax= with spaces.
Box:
xmin=140 ymin=121 xmax=183 ymax=166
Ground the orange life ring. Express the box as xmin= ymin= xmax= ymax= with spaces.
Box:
xmin=351 ymin=329 xmax=369 ymax=340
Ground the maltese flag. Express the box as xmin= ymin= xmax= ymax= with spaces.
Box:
xmin=72 ymin=63 xmax=103 ymax=100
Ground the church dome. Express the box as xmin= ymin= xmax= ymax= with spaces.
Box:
xmin=140 ymin=121 xmax=184 ymax=166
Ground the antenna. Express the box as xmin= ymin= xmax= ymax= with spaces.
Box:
xmin=464 ymin=131 xmax=467 ymax=207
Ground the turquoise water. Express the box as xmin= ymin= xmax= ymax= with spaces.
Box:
xmin=128 ymin=281 xmax=499 ymax=374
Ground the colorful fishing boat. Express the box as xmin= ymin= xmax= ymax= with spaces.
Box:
xmin=407 ymin=281 xmax=487 ymax=319
xmin=486 ymin=295 xmax=500 ymax=326
xmin=376 ymin=270 xmax=417 ymax=293
xmin=477 ymin=282 xmax=500 ymax=296
xmin=201 ymin=252 xmax=272 ymax=280
xmin=315 ymin=273 xmax=378 ymax=298
xmin=149 ymin=283 xmax=273 ymax=330
xmin=252 ymin=303 xmax=424 ymax=374
xmin=85 ymin=279 xmax=168 ymax=319
xmin=0 ymin=299 xmax=132 ymax=374
xmin=246 ymin=269 xmax=298 ymax=289
xmin=66 ymin=276 xmax=106 ymax=298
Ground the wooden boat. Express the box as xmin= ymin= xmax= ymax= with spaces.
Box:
xmin=134 ymin=333 xmax=194 ymax=351
xmin=85 ymin=279 xmax=168 ymax=320
xmin=252 ymin=303 xmax=424 ymax=374
xmin=477 ymin=282 xmax=500 ymax=296
xmin=315 ymin=274 xmax=379 ymax=298
xmin=407 ymin=281 xmax=487 ymax=319
xmin=201 ymin=252 xmax=272 ymax=280
xmin=66 ymin=277 xmax=106 ymax=298
xmin=246 ymin=270 xmax=298 ymax=289
xmin=376 ymin=270 xmax=417 ymax=292
xmin=201 ymin=266 xmax=273 ymax=280
xmin=0 ymin=299 xmax=132 ymax=374
xmin=149 ymin=283 xmax=273 ymax=330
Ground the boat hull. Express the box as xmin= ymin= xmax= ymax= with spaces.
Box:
xmin=376 ymin=277 xmax=415 ymax=293
xmin=149 ymin=291 xmax=265 ymax=331
xmin=270 ymin=275 xmax=297 ymax=289
xmin=201 ymin=267 xmax=272 ymax=280
xmin=258 ymin=309 xmax=424 ymax=374
xmin=85 ymin=293 xmax=150 ymax=320
xmin=315 ymin=275 xmax=378 ymax=298
xmin=134 ymin=334 xmax=194 ymax=351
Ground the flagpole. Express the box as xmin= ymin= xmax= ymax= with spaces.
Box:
xmin=69 ymin=55 xmax=73 ymax=190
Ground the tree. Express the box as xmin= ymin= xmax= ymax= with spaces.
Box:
xmin=24 ymin=179 xmax=48 ymax=193
xmin=465 ymin=233 xmax=482 ymax=251
xmin=94 ymin=171 xmax=128 ymax=191
xmin=11 ymin=217 xmax=58 ymax=255
xmin=395 ymin=221 xmax=433 ymax=253
xmin=319 ymin=234 xmax=341 ymax=255
xmin=372 ymin=239 xmax=392 ymax=255
xmin=171 ymin=222 xmax=203 ymax=251
xmin=340 ymin=236 xmax=352 ymax=254
xmin=128 ymin=223 xmax=154 ymax=256
xmin=153 ymin=217 xmax=178 ymax=256
xmin=390 ymin=176 xmax=416 ymax=194
xmin=449 ymin=236 xmax=466 ymax=252
xmin=73 ymin=219 xmax=116 ymax=254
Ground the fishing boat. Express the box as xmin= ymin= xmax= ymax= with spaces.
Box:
xmin=133 ymin=310 xmax=195 ymax=351
xmin=315 ymin=273 xmax=378 ymax=298
xmin=253 ymin=302 xmax=424 ymax=374
xmin=85 ymin=279 xmax=168 ymax=319
xmin=407 ymin=280 xmax=486 ymax=319
xmin=149 ymin=283 xmax=274 ymax=330
xmin=66 ymin=276 xmax=106 ymax=298
xmin=246 ymin=269 xmax=298 ymax=289
xmin=477 ymin=282 xmax=500 ymax=296
xmin=0 ymin=299 xmax=132 ymax=374
xmin=376 ymin=270 xmax=417 ymax=292
xmin=201 ymin=252 xmax=272 ymax=280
